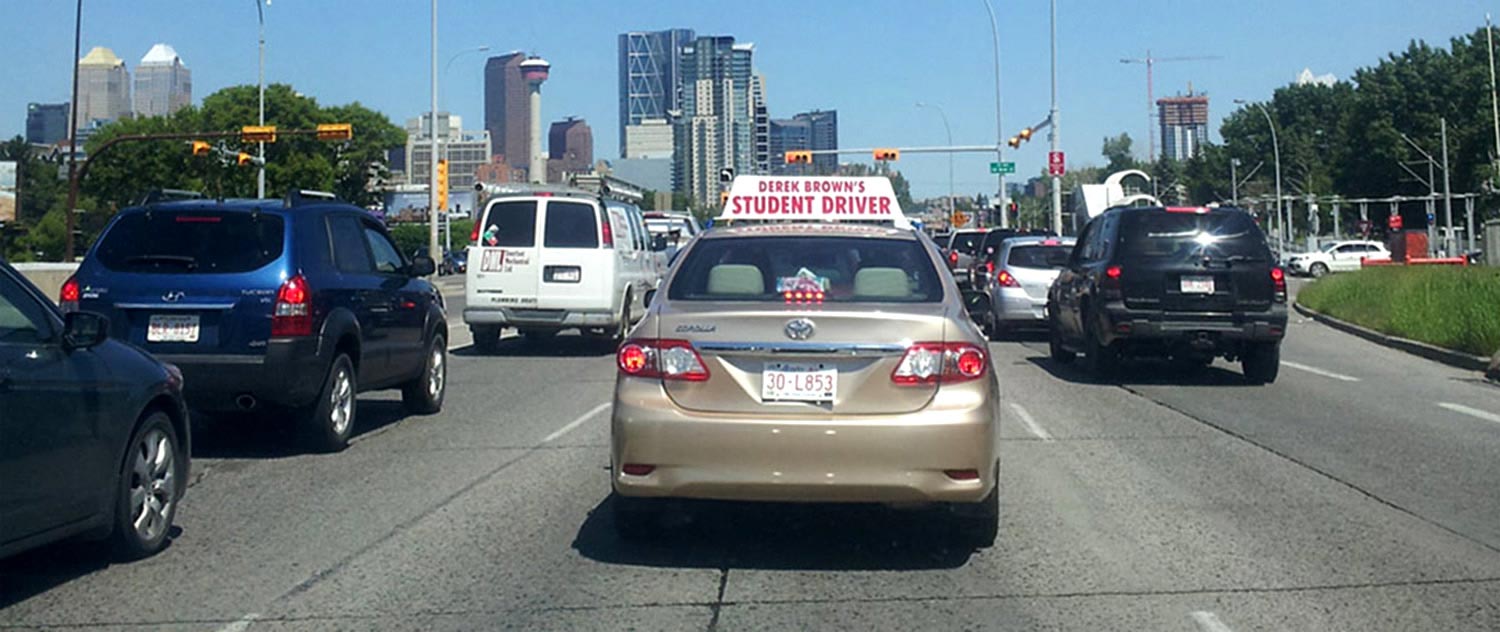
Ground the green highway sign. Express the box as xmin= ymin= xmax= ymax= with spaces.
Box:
xmin=990 ymin=161 xmax=1016 ymax=174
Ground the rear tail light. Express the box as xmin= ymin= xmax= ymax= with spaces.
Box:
xmin=1105 ymin=265 xmax=1123 ymax=280
xmin=1271 ymin=267 xmax=1287 ymax=303
xmin=621 ymin=463 xmax=656 ymax=476
xmin=783 ymin=291 xmax=825 ymax=304
xmin=59 ymin=276 xmax=80 ymax=312
xmin=1101 ymin=265 xmax=1123 ymax=299
xmin=985 ymin=261 xmax=995 ymax=275
xmin=996 ymin=270 xmax=1020 ymax=288
xmin=272 ymin=274 xmax=313 ymax=337
xmin=948 ymin=251 xmax=959 ymax=267
xmin=599 ymin=209 xmax=615 ymax=248
xmin=617 ymin=339 xmax=709 ymax=381
xmin=892 ymin=343 xmax=988 ymax=385
xmin=470 ymin=220 xmax=482 ymax=244
xmin=944 ymin=469 xmax=981 ymax=481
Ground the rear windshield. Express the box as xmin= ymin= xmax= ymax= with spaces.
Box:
xmin=543 ymin=201 xmax=599 ymax=248
xmin=646 ymin=218 xmax=693 ymax=234
xmin=1007 ymin=244 xmax=1073 ymax=269
xmin=1120 ymin=211 xmax=1269 ymax=261
xmin=95 ymin=212 xmax=284 ymax=274
xmin=478 ymin=200 xmax=537 ymax=247
xmin=950 ymin=232 xmax=984 ymax=255
xmin=668 ymin=236 xmax=943 ymax=303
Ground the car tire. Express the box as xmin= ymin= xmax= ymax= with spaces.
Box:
xmin=1242 ymin=342 xmax=1281 ymax=385
xmin=952 ymin=485 xmax=999 ymax=549
xmin=401 ymin=333 xmax=446 ymax=415
xmin=1309 ymin=262 xmax=1329 ymax=278
xmin=612 ymin=493 xmax=660 ymax=541
xmin=302 ymin=354 xmax=357 ymax=453
xmin=111 ymin=411 xmax=183 ymax=560
xmin=1048 ymin=311 xmax=1075 ymax=364
xmin=1083 ymin=312 xmax=1119 ymax=379
xmin=472 ymin=325 xmax=501 ymax=354
xmin=988 ymin=316 xmax=1008 ymax=342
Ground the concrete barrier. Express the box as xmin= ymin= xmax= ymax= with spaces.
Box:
xmin=13 ymin=262 xmax=79 ymax=305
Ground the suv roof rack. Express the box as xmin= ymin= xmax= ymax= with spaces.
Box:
xmin=283 ymin=189 xmax=340 ymax=207
xmin=138 ymin=189 xmax=206 ymax=205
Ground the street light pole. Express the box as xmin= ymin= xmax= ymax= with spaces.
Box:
xmin=1238 ymin=99 xmax=1284 ymax=254
xmin=255 ymin=0 xmax=266 ymax=199
xmin=981 ymin=0 xmax=1007 ymax=228
xmin=428 ymin=0 xmax=440 ymax=264
xmin=63 ymin=0 xmax=82 ymax=261
xmin=1048 ymin=0 xmax=1062 ymax=235
xmin=916 ymin=102 xmax=955 ymax=227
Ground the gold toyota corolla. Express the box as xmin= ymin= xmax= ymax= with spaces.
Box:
xmin=610 ymin=221 xmax=1000 ymax=547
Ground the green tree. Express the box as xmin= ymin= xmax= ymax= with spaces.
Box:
xmin=1102 ymin=133 xmax=1141 ymax=173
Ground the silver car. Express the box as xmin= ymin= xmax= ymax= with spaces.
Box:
xmin=983 ymin=236 xmax=1076 ymax=339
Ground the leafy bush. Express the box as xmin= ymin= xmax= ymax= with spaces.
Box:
xmin=1298 ymin=266 xmax=1500 ymax=356
xmin=388 ymin=219 xmax=473 ymax=256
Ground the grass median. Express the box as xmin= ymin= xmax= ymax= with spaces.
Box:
xmin=1297 ymin=266 xmax=1500 ymax=357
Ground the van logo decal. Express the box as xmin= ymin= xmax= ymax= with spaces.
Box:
xmin=162 ymin=291 xmax=185 ymax=303
xmin=784 ymin=318 xmax=815 ymax=341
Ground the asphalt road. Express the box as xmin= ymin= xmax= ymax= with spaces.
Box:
xmin=3 ymin=275 xmax=1499 ymax=630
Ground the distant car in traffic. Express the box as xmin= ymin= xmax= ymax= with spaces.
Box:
xmin=983 ymin=236 xmax=1075 ymax=339
xmin=942 ymin=228 xmax=988 ymax=288
xmin=643 ymin=211 xmax=702 ymax=248
xmin=1 ymin=260 xmax=190 ymax=560
xmin=465 ymin=186 xmax=665 ymax=350
xmin=967 ymin=228 xmax=1058 ymax=290
xmin=1047 ymin=206 xmax=1287 ymax=384
xmin=66 ymin=190 xmax=450 ymax=452
xmin=443 ymin=249 xmax=467 ymax=276
xmin=1286 ymin=240 xmax=1391 ymax=277
xmin=611 ymin=211 xmax=1000 ymax=547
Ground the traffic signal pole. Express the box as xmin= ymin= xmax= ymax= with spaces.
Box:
xmin=1049 ymin=0 xmax=1062 ymax=235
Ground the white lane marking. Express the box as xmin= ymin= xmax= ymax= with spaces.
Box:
xmin=216 ymin=613 xmax=262 ymax=632
xmin=1008 ymin=402 xmax=1053 ymax=442
xmin=1190 ymin=611 xmax=1234 ymax=632
xmin=1437 ymin=402 xmax=1500 ymax=425
xmin=544 ymin=402 xmax=611 ymax=444
xmin=1280 ymin=360 xmax=1360 ymax=382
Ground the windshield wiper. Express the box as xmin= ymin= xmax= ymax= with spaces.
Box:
xmin=125 ymin=254 xmax=199 ymax=269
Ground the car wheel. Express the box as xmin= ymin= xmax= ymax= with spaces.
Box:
xmin=612 ymin=493 xmax=661 ymax=541
xmin=1309 ymin=262 xmax=1329 ymax=278
xmin=952 ymin=485 xmax=999 ymax=549
xmin=112 ymin=411 xmax=183 ymax=560
xmin=302 ymin=354 xmax=357 ymax=452
xmin=401 ymin=333 xmax=446 ymax=415
xmin=1048 ymin=311 xmax=1075 ymax=364
xmin=472 ymin=325 xmax=501 ymax=354
xmin=988 ymin=315 xmax=1008 ymax=342
xmin=1242 ymin=342 xmax=1281 ymax=385
xmin=1083 ymin=312 xmax=1119 ymax=379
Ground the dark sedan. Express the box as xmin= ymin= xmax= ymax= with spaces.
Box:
xmin=0 ymin=261 xmax=190 ymax=560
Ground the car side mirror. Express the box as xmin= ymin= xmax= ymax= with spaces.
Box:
xmin=651 ymin=235 xmax=669 ymax=252
xmin=410 ymin=255 xmax=437 ymax=277
xmin=62 ymin=311 xmax=109 ymax=351
xmin=643 ymin=288 xmax=657 ymax=308
xmin=961 ymin=289 xmax=990 ymax=323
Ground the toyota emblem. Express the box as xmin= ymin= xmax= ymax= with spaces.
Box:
xmin=784 ymin=318 xmax=815 ymax=341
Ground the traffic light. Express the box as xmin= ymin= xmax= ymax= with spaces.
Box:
xmin=316 ymin=123 xmax=353 ymax=141
xmin=873 ymin=148 xmax=900 ymax=161
xmin=191 ymin=141 xmax=212 ymax=156
xmin=1018 ymin=127 xmax=1033 ymax=141
xmin=240 ymin=125 xmax=277 ymax=143
xmin=1008 ymin=200 xmax=1019 ymax=219
xmin=435 ymin=159 xmax=449 ymax=210
xmin=236 ymin=152 xmax=256 ymax=166
xmin=1007 ymin=136 xmax=1022 ymax=149
xmin=1008 ymin=127 xmax=1035 ymax=149
xmin=720 ymin=190 xmax=730 ymax=205
xmin=784 ymin=150 xmax=813 ymax=164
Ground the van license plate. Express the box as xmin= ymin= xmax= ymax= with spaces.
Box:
xmin=762 ymin=362 xmax=837 ymax=403
xmin=148 ymin=314 xmax=200 ymax=342
xmin=1180 ymin=276 xmax=1215 ymax=294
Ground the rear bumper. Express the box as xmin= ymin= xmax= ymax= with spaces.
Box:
xmin=994 ymin=288 xmax=1048 ymax=324
xmin=154 ymin=337 xmax=325 ymax=411
xmin=610 ymin=378 xmax=999 ymax=505
xmin=1100 ymin=302 xmax=1288 ymax=345
xmin=464 ymin=306 xmax=617 ymax=329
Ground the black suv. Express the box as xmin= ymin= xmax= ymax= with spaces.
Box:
xmin=68 ymin=191 xmax=449 ymax=451
xmin=1046 ymin=206 xmax=1287 ymax=383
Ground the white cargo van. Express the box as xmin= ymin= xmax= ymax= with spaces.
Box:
xmin=464 ymin=187 xmax=665 ymax=351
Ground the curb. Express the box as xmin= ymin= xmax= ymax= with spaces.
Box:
xmin=1293 ymin=301 xmax=1492 ymax=373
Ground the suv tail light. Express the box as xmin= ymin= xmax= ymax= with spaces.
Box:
xmin=59 ymin=276 xmax=80 ymax=312
xmin=948 ymin=251 xmax=959 ymax=267
xmin=1271 ymin=267 xmax=1287 ymax=303
xmin=985 ymin=260 xmax=995 ymax=276
xmin=617 ymin=339 xmax=709 ymax=381
xmin=1101 ymin=265 xmax=1124 ymax=299
xmin=599 ymin=209 xmax=615 ymax=248
xmin=272 ymin=274 xmax=313 ymax=337
xmin=891 ymin=343 xmax=988 ymax=385
xmin=996 ymin=270 xmax=1020 ymax=288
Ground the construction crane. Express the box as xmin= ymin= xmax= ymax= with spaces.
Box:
xmin=1120 ymin=50 xmax=1222 ymax=162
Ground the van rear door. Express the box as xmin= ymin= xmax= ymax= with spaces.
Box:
xmin=470 ymin=200 xmax=540 ymax=310
xmin=536 ymin=199 xmax=612 ymax=314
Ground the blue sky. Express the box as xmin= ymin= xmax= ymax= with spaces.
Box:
xmin=1 ymin=0 xmax=1494 ymax=198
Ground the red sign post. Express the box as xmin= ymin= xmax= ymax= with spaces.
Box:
xmin=1047 ymin=151 xmax=1066 ymax=176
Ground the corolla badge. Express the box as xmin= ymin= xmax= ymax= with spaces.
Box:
xmin=784 ymin=318 xmax=815 ymax=341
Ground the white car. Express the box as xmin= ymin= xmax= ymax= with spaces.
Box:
xmin=464 ymin=186 xmax=665 ymax=350
xmin=1286 ymin=240 xmax=1391 ymax=277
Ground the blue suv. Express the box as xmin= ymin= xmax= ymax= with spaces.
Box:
xmin=65 ymin=191 xmax=449 ymax=451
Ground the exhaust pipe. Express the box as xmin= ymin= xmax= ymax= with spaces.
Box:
xmin=235 ymin=394 xmax=258 ymax=410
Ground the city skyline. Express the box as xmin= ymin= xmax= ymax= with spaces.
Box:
xmin=0 ymin=1 xmax=1491 ymax=199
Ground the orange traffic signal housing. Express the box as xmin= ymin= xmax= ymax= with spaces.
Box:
xmin=784 ymin=150 xmax=813 ymax=164
xmin=316 ymin=123 xmax=353 ymax=141
xmin=873 ymin=148 xmax=900 ymax=161
xmin=236 ymin=152 xmax=255 ymax=166
xmin=191 ymin=141 xmax=212 ymax=156
xmin=241 ymin=125 xmax=277 ymax=143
